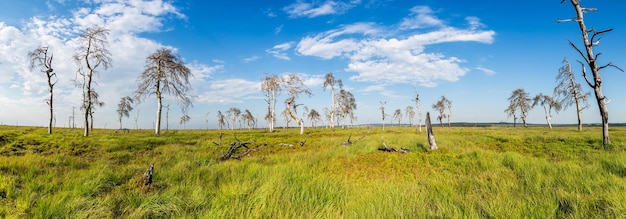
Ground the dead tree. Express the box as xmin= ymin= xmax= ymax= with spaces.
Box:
xmin=426 ymin=112 xmax=438 ymax=150
xmin=73 ymin=26 xmax=111 ymax=137
xmin=378 ymin=136 xmax=411 ymax=153
xmin=342 ymin=127 xmax=370 ymax=146
xmin=559 ymin=0 xmax=623 ymax=145
xmin=28 ymin=46 xmax=57 ymax=134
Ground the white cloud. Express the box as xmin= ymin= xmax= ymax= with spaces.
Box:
xmin=399 ymin=6 xmax=444 ymax=30
xmin=275 ymin=24 xmax=284 ymax=34
xmin=266 ymin=42 xmax=294 ymax=60
xmin=284 ymin=0 xmax=358 ymax=18
xmin=476 ymin=66 xmax=495 ymax=75
xmin=196 ymin=79 xmax=261 ymax=104
xmin=294 ymin=6 xmax=495 ymax=87
xmin=0 ymin=0 xmax=189 ymax=127
xmin=243 ymin=56 xmax=261 ymax=63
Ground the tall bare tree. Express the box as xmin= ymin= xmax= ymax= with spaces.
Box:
xmin=28 ymin=46 xmax=57 ymax=134
xmin=379 ymin=101 xmax=389 ymax=130
xmin=559 ymin=0 xmax=623 ymax=145
xmin=532 ymin=94 xmax=562 ymax=129
xmin=180 ymin=114 xmax=190 ymax=129
xmin=432 ymin=99 xmax=446 ymax=127
xmin=507 ymin=88 xmax=532 ymax=128
xmin=242 ymin=109 xmax=255 ymax=130
xmin=261 ymin=74 xmax=282 ymax=132
xmin=405 ymin=106 xmax=415 ymax=127
xmin=226 ymin=107 xmax=241 ymax=130
xmin=73 ymin=26 xmax=111 ymax=137
xmin=135 ymin=48 xmax=192 ymax=135
xmin=393 ymin=109 xmax=403 ymax=126
xmin=217 ymin=110 xmax=226 ymax=130
xmin=336 ymin=87 xmax=356 ymax=129
xmin=117 ymin=96 xmax=134 ymax=130
xmin=413 ymin=88 xmax=422 ymax=132
xmin=554 ymin=58 xmax=589 ymax=131
xmin=308 ymin=109 xmax=321 ymax=128
xmin=283 ymin=74 xmax=312 ymax=135
xmin=281 ymin=107 xmax=291 ymax=129
xmin=323 ymin=73 xmax=339 ymax=130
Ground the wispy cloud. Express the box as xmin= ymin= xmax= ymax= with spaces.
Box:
xmin=283 ymin=0 xmax=358 ymax=18
xmin=399 ymin=6 xmax=444 ymax=30
xmin=275 ymin=24 xmax=284 ymax=34
xmin=266 ymin=42 xmax=294 ymax=60
xmin=295 ymin=6 xmax=495 ymax=87
xmin=243 ymin=56 xmax=261 ymax=63
xmin=476 ymin=66 xmax=495 ymax=75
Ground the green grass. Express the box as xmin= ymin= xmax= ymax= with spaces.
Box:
xmin=0 ymin=125 xmax=625 ymax=218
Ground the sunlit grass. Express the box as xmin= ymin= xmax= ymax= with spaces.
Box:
xmin=0 ymin=125 xmax=625 ymax=217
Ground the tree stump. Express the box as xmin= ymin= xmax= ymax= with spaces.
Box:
xmin=142 ymin=164 xmax=154 ymax=186
xmin=426 ymin=112 xmax=438 ymax=150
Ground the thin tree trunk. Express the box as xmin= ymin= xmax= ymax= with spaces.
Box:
xmin=48 ymin=88 xmax=53 ymax=134
xmin=155 ymin=95 xmax=162 ymax=135
xmin=330 ymin=89 xmax=335 ymax=130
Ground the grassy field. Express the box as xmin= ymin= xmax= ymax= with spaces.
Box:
xmin=0 ymin=125 xmax=625 ymax=218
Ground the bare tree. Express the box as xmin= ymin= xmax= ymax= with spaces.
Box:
xmin=507 ymin=88 xmax=532 ymax=128
xmin=180 ymin=114 xmax=190 ymax=129
xmin=242 ymin=109 xmax=255 ymax=130
xmin=559 ymin=0 xmax=624 ymax=145
xmin=117 ymin=96 xmax=134 ymax=129
xmin=444 ymin=97 xmax=452 ymax=127
xmin=134 ymin=48 xmax=193 ymax=135
xmin=432 ymin=98 xmax=446 ymax=127
xmin=226 ymin=107 xmax=241 ymax=130
xmin=73 ymin=26 xmax=111 ymax=137
xmin=308 ymin=109 xmax=321 ymax=128
xmin=323 ymin=73 xmax=339 ymax=130
xmin=336 ymin=87 xmax=356 ymax=129
xmin=281 ymin=107 xmax=291 ymax=129
xmin=393 ymin=109 xmax=402 ymax=126
xmin=28 ymin=46 xmax=57 ymax=134
xmin=261 ymin=74 xmax=282 ymax=132
xmin=323 ymin=107 xmax=331 ymax=128
xmin=504 ymin=102 xmax=518 ymax=128
xmin=554 ymin=58 xmax=589 ymax=131
xmin=283 ymin=74 xmax=312 ymax=135
xmin=532 ymin=94 xmax=562 ymax=129
xmin=379 ymin=101 xmax=389 ymax=130
xmin=205 ymin=112 xmax=210 ymax=130
xmin=405 ymin=106 xmax=415 ymax=127
xmin=217 ymin=110 xmax=226 ymax=130
xmin=413 ymin=88 xmax=422 ymax=132
xmin=134 ymin=109 xmax=140 ymax=130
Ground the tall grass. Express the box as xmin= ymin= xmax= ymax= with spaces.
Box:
xmin=0 ymin=125 xmax=625 ymax=218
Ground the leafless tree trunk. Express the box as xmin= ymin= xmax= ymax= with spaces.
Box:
xmin=379 ymin=101 xmax=388 ymax=131
xmin=135 ymin=48 xmax=192 ymax=135
xmin=560 ymin=0 xmax=623 ymax=145
xmin=323 ymin=73 xmax=338 ymax=130
xmin=283 ymin=74 xmax=312 ymax=135
xmin=29 ymin=46 xmax=57 ymax=134
xmin=73 ymin=26 xmax=111 ymax=137
xmin=555 ymin=58 xmax=589 ymax=131
xmin=426 ymin=112 xmax=437 ymax=150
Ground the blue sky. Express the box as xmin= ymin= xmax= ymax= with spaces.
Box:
xmin=1 ymin=0 xmax=625 ymax=129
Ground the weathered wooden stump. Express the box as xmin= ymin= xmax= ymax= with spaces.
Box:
xmin=426 ymin=112 xmax=438 ymax=150
xmin=142 ymin=164 xmax=154 ymax=186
